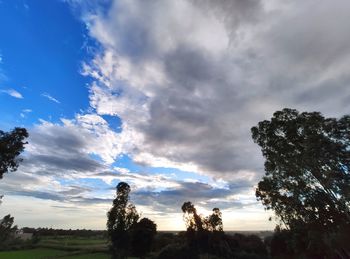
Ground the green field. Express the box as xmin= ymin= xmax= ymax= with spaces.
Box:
xmin=37 ymin=236 xmax=108 ymax=252
xmin=0 ymin=248 xmax=69 ymax=259
xmin=0 ymin=248 xmax=141 ymax=258
xmin=0 ymin=248 xmax=110 ymax=259
xmin=0 ymin=235 xmax=111 ymax=259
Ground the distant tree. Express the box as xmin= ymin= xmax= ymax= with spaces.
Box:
xmin=181 ymin=201 xmax=205 ymax=231
xmin=251 ymin=108 xmax=350 ymax=229
xmin=107 ymin=182 xmax=140 ymax=259
xmin=206 ymin=208 xmax=223 ymax=231
xmin=0 ymin=127 xmax=28 ymax=179
xmin=181 ymin=202 xmax=229 ymax=257
xmin=130 ymin=217 xmax=157 ymax=259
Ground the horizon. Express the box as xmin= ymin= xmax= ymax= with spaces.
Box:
xmin=1 ymin=0 xmax=350 ymax=231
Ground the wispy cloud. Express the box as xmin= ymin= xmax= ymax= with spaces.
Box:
xmin=1 ymin=88 xmax=23 ymax=99
xmin=41 ymin=92 xmax=60 ymax=103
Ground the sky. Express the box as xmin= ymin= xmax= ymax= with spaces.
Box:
xmin=0 ymin=0 xmax=350 ymax=231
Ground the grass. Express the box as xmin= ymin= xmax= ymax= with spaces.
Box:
xmin=0 ymin=236 xmax=147 ymax=258
xmin=0 ymin=248 xmax=112 ymax=258
xmin=36 ymin=236 xmax=108 ymax=252
xmin=0 ymin=249 xmax=140 ymax=259
xmin=0 ymin=248 xmax=67 ymax=259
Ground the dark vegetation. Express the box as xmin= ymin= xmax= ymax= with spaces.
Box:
xmin=0 ymin=127 xmax=28 ymax=250
xmin=1 ymin=108 xmax=350 ymax=258
xmin=252 ymin=108 xmax=350 ymax=258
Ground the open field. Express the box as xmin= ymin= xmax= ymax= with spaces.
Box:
xmin=37 ymin=235 xmax=108 ymax=252
xmin=0 ymin=235 xmax=148 ymax=258
xmin=0 ymin=248 xmax=138 ymax=259
xmin=0 ymin=248 xmax=72 ymax=259
xmin=0 ymin=235 xmax=111 ymax=259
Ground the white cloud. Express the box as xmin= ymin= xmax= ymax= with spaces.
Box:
xmin=1 ymin=88 xmax=23 ymax=99
xmin=41 ymin=92 xmax=60 ymax=103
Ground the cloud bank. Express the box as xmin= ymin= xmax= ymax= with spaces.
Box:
xmin=81 ymin=0 xmax=350 ymax=178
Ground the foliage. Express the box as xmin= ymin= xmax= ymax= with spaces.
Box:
xmin=0 ymin=215 xmax=18 ymax=250
xmin=181 ymin=202 xmax=253 ymax=258
xmin=181 ymin=202 xmax=223 ymax=232
xmin=181 ymin=201 xmax=205 ymax=231
xmin=0 ymin=127 xmax=28 ymax=179
xmin=206 ymin=208 xmax=223 ymax=232
xmin=156 ymin=243 xmax=198 ymax=259
xmin=252 ymin=108 xmax=350 ymax=228
xmin=252 ymin=108 xmax=350 ymax=256
xmin=130 ymin=217 xmax=157 ymax=259
xmin=107 ymin=182 xmax=140 ymax=259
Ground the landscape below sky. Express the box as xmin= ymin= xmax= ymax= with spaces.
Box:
xmin=1 ymin=0 xmax=350 ymax=231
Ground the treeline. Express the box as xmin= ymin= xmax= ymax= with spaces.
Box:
xmin=106 ymin=182 xmax=268 ymax=259
xmin=22 ymin=227 xmax=106 ymax=237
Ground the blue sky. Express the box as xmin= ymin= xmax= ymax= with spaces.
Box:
xmin=1 ymin=0 xmax=349 ymax=230
xmin=0 ymin=0 xmax=92 ymax=128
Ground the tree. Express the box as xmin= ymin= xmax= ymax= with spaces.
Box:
xmin=0 ymin=128 xmax=28 ymax=247
xmin=181 ymin=202 xmax=228 ymax=257
xmin=130 ymin=217 xmax=157 ymax=259
xmin=107 ymin=182 xmax=140 ymax=259
xmin=251 ymin=108 xmax=350 ymax=229
xmin=251 ymin=108 xmax=350 ymax=255
xmin=0 ymin=127 xmax=28 ymax=179
xmin=206 ymin=208 xmax=223 ymax=232
xmin=181 ymin=201 xmax=205 ymax=231
xmin=0 ymin=214 xmax=17 ymax=250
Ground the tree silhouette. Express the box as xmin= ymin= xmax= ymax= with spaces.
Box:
xmin=206 ymin=208 xmax=223 ymax=231
xmin=252 ymin=108 xmax=350 ymax=256
xmin=130 ymin=217 xmax=157 ymax=259
xmin=181 ymin=201 xmax=205 ymax=231
xmin=107 ymin=182 xmax=140 ymax=259
xmin=0 ymin=127 xmax=28 ymax=246
xmin=0 ymin=127 xmax=28 ymax=179
xmin=0 ymin=214 xmax=17 ymax=249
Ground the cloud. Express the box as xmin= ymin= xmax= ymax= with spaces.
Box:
xmin=78 ymin=0 xmax=350 ymax=182
xmin=1 ymin=88 xmax=23 ymax=99
xmin=41 ymin=92 xmax=60 ymax=103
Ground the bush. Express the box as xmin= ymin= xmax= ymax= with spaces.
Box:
xmin=156 ymin=243 xmax=199 ymax=259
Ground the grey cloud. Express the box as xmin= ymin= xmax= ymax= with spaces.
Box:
xmin=190 ymin=0 xmax=263 ymax=37
xmin=29 ymin=127 xmax=87 ymax=155
xmin=131 ymin=180 xmax=252 ymax=212
xmin=7 ymin=190 xmax=64 ymax=202
xmin=59 ymin=185 xmax=92 ymax=195
xmin=86 ymin=0 xmax=350 ymax=179
xmin=23 ymin=154 xmax=102 ymax=173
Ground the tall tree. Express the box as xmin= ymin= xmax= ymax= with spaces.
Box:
xmin=0 ymin=127 xmax=28 ymax=179
xmin=251 ymin=108 xmax=350 ymax=230
xmin=107 ymin=182 xmax=139 ymax=259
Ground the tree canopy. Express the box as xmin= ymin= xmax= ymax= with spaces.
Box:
xmin=251 ymin=108 xmax=350 ymax=230
xmin=0 ymin=127 xmax=28 ymax=179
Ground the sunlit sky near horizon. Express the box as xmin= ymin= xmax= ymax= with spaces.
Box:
xmin=1 ymin=0 xmax=350 ymax=231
